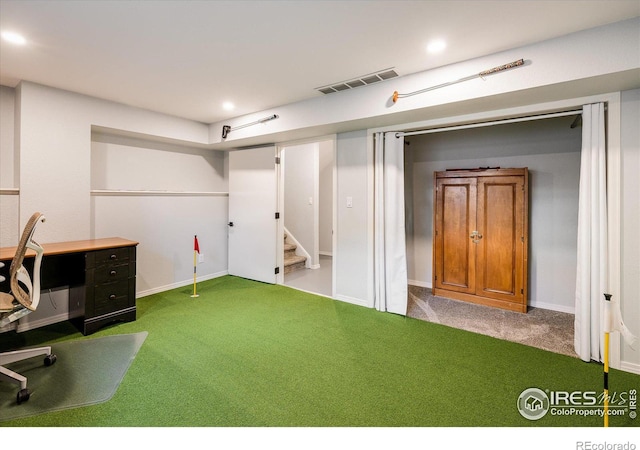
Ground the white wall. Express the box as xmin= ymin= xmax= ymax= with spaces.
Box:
xmin=281 ymin=139 xmax=334 ymax=268
xmin=318 ymin=139 xmax=333 ymax=255
xmin=620 ymin=88 xmax=640 ymax=371
xmin=9 ymin=82 xmax=225 ymax=302
xmin=91 ymin=132 xmax=225 ymax=191
xmin=90 ymin=132 xmax=228 ymax=295
xmin=405 ymin=116 xmax=582 ymax=313
xmin=0 ymin=86 xmax=16 ymax=188
xmin=0 ymin=86 xmax=19 ymax=246
xmin=335 ymin=130 xmax=372 ymax=307
xmin=16 ymin=81 xmax=210 ymax=241
xmin=283 ymin=142 xmax=318 ymax=267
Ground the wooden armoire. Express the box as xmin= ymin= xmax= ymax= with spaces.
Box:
xmin=432 ymin=168 xmax=528 ymax=313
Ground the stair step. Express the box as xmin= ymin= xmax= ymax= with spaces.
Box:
xmin=284 ymin=260 xmax=306 ymax=274
xmin=284 ymin=254 xmax=306 ymax=275
xmin=284 ymin=254 xmax=306 ymax=266
xmin=283 ymin=234 xmax=305 ymax=274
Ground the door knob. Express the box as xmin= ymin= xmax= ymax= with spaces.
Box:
xmin=228 ymin=222 xmax=234 ymax=227
xmin=470 ymin=231 xmax=483 ymax=243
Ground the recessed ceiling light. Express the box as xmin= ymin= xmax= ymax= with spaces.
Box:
xmin=427 ymin=39 xmax=446 ymax=54
xmin=222 ymin=101 xmax=235 ymax=111
xmin=1 ymin=31 xmax=27 ymax=45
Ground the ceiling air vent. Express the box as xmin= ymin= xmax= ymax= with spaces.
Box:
xmin=316 ymin=68 xmax=399 ymax=94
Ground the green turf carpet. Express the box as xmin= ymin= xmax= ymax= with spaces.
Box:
xmin=0 ymin=332 xmax=147 ymax=422
xmin=0 ymin=276 xmax=638 ymax=427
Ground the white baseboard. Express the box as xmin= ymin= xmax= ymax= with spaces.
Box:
xmin=16 ymin=312 xmax=70 ymax=333
xmin=0 ymin=322 xmax=16 ymax=333
xmin=309 ymin=264 xmax=321 ymax=270
xmin=619 ymin=360 xmax=640 ymax=375
xmin=529 ymin=301 xmax=575 ymax=314
xmin=408 ymin=279 xmax=432 ymax=289
xmin=283 ymin=284 xmax=333 ymax=300
xmin=137 ymin=270 xmax=229 ymax=298
xmin=334 ymin=294 xmax=368 ymax=308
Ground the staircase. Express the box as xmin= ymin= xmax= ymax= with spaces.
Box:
xmin=284 ymin=235 xmax=307 ymax=275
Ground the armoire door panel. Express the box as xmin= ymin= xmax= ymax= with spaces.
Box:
xmin=477 ymin=176 xmax=524 ymax=303
xmin=434 ymin=177 xmax=476 ymax=294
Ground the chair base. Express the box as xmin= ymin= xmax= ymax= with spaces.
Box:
xmin=0 ymin=346 xmax=54 ymax=391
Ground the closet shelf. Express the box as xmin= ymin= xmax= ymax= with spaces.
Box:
xmin=91 ymin=190 xmax=229 ymax=197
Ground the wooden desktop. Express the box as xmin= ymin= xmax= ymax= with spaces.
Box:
xmin=0 ymin=237 xmax=138 ymax=335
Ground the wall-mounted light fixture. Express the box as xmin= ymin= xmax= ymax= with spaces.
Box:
xmin=221 ymin=114 xmax=279 ymax=139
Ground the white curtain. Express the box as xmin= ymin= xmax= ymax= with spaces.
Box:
xmin=574 ymin=103 xmax=607 ymax=362
xmin=374 ymin=132 xmax=408 ymax=315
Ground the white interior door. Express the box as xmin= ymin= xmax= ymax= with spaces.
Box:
xmin=228 ymin=146 xmax=278 ymax=284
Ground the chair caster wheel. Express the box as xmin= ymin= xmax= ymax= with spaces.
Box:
xmin=44 ymin=354 xmax=57 ymax=366
xmin=17 ymin=388 xmax=30 ymax=404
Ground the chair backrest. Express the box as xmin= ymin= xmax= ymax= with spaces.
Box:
xmin=9 ymin=212 xmax=46 ymax=311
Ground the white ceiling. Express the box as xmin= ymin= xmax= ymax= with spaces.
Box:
xmin=1 ymin=0 xmax=638 ymax=124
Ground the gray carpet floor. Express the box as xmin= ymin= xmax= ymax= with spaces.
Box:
xmin=407 ymin=285 xmax=577 ymax=358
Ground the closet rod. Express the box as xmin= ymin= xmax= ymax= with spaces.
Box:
xmin=395 ymin=109 xmax=583 ymax=138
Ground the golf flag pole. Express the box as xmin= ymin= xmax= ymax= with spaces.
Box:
xmin=602 ymin=292 xmax=637 ymax=427
xmin=191 ymin=235 xmax=200 ymax=298
xmin=603 ymin=293 xmax=611 ymax=427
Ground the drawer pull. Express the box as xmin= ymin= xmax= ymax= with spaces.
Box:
xmin=110 ymin=270 xmax=117 ymax=276
xmin=110 ymin=254 xmax=117 ymax=260
xmin=109 ymin=294 xmax=116 ymax=300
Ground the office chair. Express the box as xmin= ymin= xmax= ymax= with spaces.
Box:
xmin=0 ymin=212 xmax=57 ymax=404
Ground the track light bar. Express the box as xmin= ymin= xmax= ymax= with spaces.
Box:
xmin=221 ymin=114 xmax=279 ymax=139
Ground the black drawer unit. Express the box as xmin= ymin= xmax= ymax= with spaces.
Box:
xmin=70 ymin=245 xmax=137 ymax=335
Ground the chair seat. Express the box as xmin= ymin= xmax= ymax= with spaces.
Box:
xmin=0 ymin=292 xmax=14 ymax=312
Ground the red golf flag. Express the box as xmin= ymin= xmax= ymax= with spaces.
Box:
xmin=191 ymin=235 xmax=200 ymax=297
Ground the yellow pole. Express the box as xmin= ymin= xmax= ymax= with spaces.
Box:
xmin=603 ymin=293 xmax=612 ymax=427
xmin=192 ymin=249 xmax=198 ymax=297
